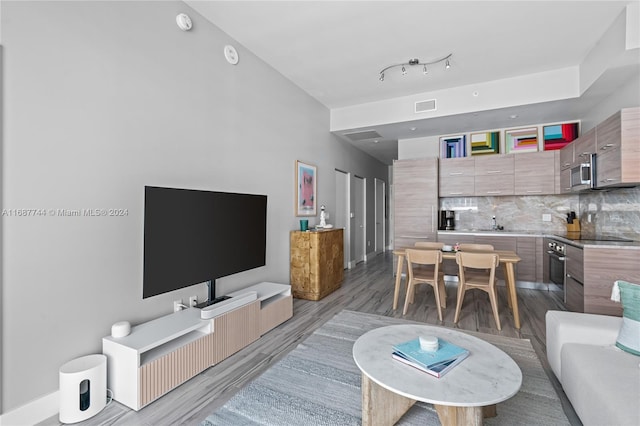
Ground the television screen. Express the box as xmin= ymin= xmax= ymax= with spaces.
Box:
xmin=143 ymin=186 xmax=267 ymax=299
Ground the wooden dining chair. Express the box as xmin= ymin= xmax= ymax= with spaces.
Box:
xmin=403 ymin=249 xmax=446 ymax=321
xmin=458 ymin=243 xmax=494 ymax=252
xmin=454 ymin=251 xmax=501 ymax=330
xmin=414 ymin=241 xmax=445 ymax=250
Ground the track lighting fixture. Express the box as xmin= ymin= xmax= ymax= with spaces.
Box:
xmin=379 ymin=53 xmax=452 ymax=82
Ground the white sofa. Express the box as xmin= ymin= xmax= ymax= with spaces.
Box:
xmin=546 ymin=310 xmax=640 ymax=426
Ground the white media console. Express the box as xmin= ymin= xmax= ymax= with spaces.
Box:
xmin=102 ymin=282 xmax=292 ymax=410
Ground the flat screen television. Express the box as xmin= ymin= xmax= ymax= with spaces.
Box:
xmin=143 ymin=186 xmax=267 ymax=302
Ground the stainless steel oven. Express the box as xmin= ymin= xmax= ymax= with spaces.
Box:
xmin=547 ymin=240 xmax=566 ymax=295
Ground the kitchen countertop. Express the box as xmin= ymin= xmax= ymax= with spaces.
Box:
xmin=437 ymin=230 xmax=640 ymax=249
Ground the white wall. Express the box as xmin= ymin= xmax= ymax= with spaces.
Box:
xmin=0 ymin=1 xmax=387 ymax=412
xmin=398 ymin=135 xmax=439 ymax=160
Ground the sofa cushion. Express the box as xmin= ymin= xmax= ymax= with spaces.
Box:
xmin=612 ymin=280 xmax=640 ymax=356
xmin=561 ymin=343 xmax=640 ymax=426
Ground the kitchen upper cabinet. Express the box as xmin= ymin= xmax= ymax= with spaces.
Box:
xmin=595 ymin=107 xmax=640 ymax=188
xmin=559 ymin=168 xmax=572 ymax=194
xmin=474 ymin=155 xmax=514 ymax=196
xmin=514 ymin=151 xmax=557 ymax=195
xmin=393 ymin=158 xmax=439 ymax=250
xmin=573 ymin=127 xmax=596 ymax=165
xmin=559 ymin=143 xmax=574 ymax=170
xmin=439 ymin=157 xmax=475 ymax=197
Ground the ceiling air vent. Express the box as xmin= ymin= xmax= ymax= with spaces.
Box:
xmin=343 ymin=130 xmax=382 ymax=141
xmin=415 ymin=99 xmax=437 ymax=113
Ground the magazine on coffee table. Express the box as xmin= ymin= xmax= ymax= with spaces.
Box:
xmin=392 ymin=337 xmax=469 ymax=378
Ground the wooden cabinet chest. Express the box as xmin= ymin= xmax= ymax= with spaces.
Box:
xmin=290 ymin=228 xmax=344 ymax=300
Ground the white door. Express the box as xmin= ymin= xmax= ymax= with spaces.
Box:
xmin=375 ymin=178 xmax=385 ymax=254
xmin=335 ymin=169 xmax=350 ymax=269
xmin=354 ymin=176 xmax=365 ymax=263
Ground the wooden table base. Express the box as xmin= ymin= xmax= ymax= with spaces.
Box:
xmin=361 ymin=374 xmax=497 ymax=426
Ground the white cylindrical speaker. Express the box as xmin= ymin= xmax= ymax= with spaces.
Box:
xmin=111 ymin=321 xmax=131 ymax=338
xmin=59 ymin=354 xmax=107 ymax=423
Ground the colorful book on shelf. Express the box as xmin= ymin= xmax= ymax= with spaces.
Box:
xmin=392 ymin=350 xmax=469 ymax=378
xmin=392 ymin=337 xmax=469 ymax=377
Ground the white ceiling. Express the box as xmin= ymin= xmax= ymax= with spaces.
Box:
xmin=186 ymin=1 xmax=637 ymax=164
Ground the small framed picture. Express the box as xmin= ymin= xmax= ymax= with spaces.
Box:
xmin=505 ymin=127 xmax=538 ymax=154
xmin=440 ymin=135 xmax=467 ymax=158
xmin=543 ymin=122 xmax=579 ymax=151
xmin=470 ymin=131 xmax=500 ymax=155
xmin=295 ymin=160 xmax=317 ymax=216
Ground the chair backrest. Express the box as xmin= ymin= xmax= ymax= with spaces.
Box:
xmin=406 ymin=248 xmax=442 ymax=266
xmin=406 ymin=249 xmax=442 ymax=281
xmin=455 ymin=251 xmax=499 ymax=284
xmin=414 ymin=241 xmax=444 ymax=250
xmin=458 ymin=243 xmax=494 ymax=252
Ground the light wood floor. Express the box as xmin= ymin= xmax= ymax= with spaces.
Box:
xmin=40 ymin=251 xmax=580 ymax=426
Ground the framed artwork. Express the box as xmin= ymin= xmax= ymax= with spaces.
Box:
xmin=295 ymin=160 xmax=317 ymax=216
xmin=543 ymin=122 xmax=579 ymax=151
xmin=505 ymin=127 xmax=538 ymax=154
xmin=470 ymin=131 xmax=500 ymax=155
xmin=440 ymin=135 xmax=467 ymax=158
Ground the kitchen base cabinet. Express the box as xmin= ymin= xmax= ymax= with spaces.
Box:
xmin=436 ymin=234 xmax=474 ymax=275
xmin=515 ymin=237 xmax=539 ymax=282
xmin=565 ymin=275 xmax=584 ymax=313
xmin=583 ymin=247 xmax=640 ymax=316
xmin=474 ymin=235 xmax=516 ymax=281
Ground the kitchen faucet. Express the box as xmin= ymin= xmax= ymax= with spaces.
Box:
xmin=491 ymin=216 xmax=504 ymax=231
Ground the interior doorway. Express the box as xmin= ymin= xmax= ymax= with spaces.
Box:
xmin=354 ymin=176 xmax=365 ymax=264
xmin=334 ymin=169 xmax=350 ymax=269
xmin=374 ymin=178 xmax=386 ymax=254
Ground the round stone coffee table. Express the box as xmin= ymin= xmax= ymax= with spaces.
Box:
xmin=353 ymin=324 xmax=522 ymax=426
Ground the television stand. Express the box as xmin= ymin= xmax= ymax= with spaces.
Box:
xmin=102 ymin=282 xmax=292 ymax=411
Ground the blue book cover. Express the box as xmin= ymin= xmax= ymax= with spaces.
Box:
xmin=392 ymin=337 xmax=469 ymax=369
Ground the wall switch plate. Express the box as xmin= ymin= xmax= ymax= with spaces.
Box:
xmin=173 ymin=300 xmax=183 ymax=312
xmin=542 ymin=214 xmax=551 ymax=222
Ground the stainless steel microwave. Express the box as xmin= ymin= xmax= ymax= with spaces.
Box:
xmin=570 ymin=154 xmax=595 ymax=191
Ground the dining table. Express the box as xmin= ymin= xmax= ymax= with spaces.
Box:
xmin=392 ymin=247 xmax=522 ymax=329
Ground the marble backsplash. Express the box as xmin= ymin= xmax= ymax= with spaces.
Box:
xmin=440 ymin=186 xmax=640 ymax=240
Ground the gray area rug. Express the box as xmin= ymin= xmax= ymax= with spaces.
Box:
xmin=203 ymin=310 xmax=569 ymax=425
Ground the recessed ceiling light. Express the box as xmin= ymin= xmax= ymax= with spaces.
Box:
xmin=410 ymin=127 xmax=417 ymax=131
xmin=509 ymin=114 xmax=518 ymax=119
xmin=373 ymin=140 xmax=379 ymax=144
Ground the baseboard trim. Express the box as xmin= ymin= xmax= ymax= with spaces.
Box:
xmin=0 ymin=391 xmax=58 ymax=426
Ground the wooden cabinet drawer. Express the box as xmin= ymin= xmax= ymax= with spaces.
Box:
xmin=474 ymin=175 xmax=514 ymax=196
xmin=474 ymin=155 xmax=514 ymax=175
xmin=565 ymin=244 xmax=584 ymax=283
xmin=440 ymin=176 xmax=475 ymax=197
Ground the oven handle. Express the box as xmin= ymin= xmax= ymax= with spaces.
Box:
xmin=547 ymin=250 xmax=565 ymax=261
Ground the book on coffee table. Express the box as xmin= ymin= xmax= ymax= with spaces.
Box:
xmin=392 ymin=337 xmax=469 ymax=378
